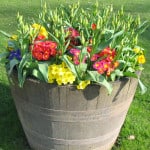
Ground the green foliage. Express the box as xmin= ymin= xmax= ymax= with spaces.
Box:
xmin=87 ymin=70 xmax=113 ymax=94
xmin=1 ymin=1 xmax=148 ymax=93
xmin=38 ymin=62 xmax=49 ymax=82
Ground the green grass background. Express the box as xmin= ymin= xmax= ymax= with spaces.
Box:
xmin=0 ymin=0 xmax=150 ymax=150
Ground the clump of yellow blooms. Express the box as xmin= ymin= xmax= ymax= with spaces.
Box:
xmin=11 ymin=35 xmax=18 ymax=40
xmin=133 ymin=47 xmax=141 ymax=54
xmin=48 ymin=62 xmax=76 ymax=85
xmin=48 ymin=62 xmax=91 ymax=89
xmin=138 ymin=55 xmax=146 ymax=64
xmin=32 ymin=23 xmax=48 ymax=38
xmin=133 ymin=47 xmax=146 ymax=64
xmin=77 ymin=80 xmax=91 ymax=90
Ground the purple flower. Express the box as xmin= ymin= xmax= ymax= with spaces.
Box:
xmin=9 ymin=49 xmax=22 ymax=61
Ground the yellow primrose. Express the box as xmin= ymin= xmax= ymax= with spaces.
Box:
xmin=77 ymin=80 xmax=91 ymax=90
xmin=138 ymin=55 xmax=146 ymax=64
xmin=48 ymin=78 xmax=54 ymax=83
xmin=48 ymin=73 xmax=54 ymax=83
xmin=11 ymin=35 xmax=18 ymax=40
xmin=61 ymin=78 xmax=68 ymax=84
xmin=133 ymin=47 xmax=143 ymax=54
xmin=56 ymin=78 xmax=63 ymax=85
xmin=48 ymin=63 xmax=76 ymax=85
xmin=133 ymin=47 xmax=140 ymax=53
xmin=32 ymin=23 xmax=48 ymax=38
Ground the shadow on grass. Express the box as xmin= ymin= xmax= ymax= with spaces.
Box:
xmin=0 ymin=82 xmax=31 ymax=150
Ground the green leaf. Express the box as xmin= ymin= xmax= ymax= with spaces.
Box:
xmin=110 ymin=72 xmax=116 ymax=82
xmin=113 ymin=30 xmax=124 ymax=39
xmin=75 ymin=63 xmax=87 ymax=78
xmin=8 ymin=59 xmax=19 ymax=75
xmin=96 ymin=30 xmax=124 ymax=53
xmin=38 ymin=62 xmax=48 ymax=82
xmin=64 ymin=21 xmax=72 ymax=27
xmin=19 ymin=70 xmax=27 ymax=87
xmin=87 ymin=71 xmax=112 ymax=94
xmin=61 ymin=55 xmax=77 ymax=76
xmin=61 ymin=55 xmax=88 ymax=80
xmin=62 ymin=54 xmax=88 ymax=79
xmin=18 ymin=53 xmax=31 ymax=87
xmin=138 ymin=79 xmax=147 ymax=94
xmin=0 ymin=30 xmax=11 ymax=38
xmin=64 ymin=38 xmax=70 ymax=53
xmin=48 ymin=32 xmax=60 ymax=44
xmin=79 ymin=47 xmax=88 ymax=62
xmin=96 ymin=38 xmax=113 ymax=53
xmin=136 ymin=21 xmax=149 ymax=34
xmin=76 ymin=63 xmax=87 ymax=72
xmin=127 ymin=67 xmax=135 ymax=72
xmin=32 ymin=69 xmax=45 ymax=81
xmin=123 ymin=72 xmax=138 ymax=78
xmin=114 ymin=69 xmax=123 ymax=77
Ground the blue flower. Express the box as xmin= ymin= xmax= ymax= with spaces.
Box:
xmin=9 ymin=49 xmax=22 ymax=61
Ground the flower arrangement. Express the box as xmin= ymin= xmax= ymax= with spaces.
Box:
xmin=0 ymin=2 xmax=148 ymax=94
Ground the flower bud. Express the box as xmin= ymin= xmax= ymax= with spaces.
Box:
xmin=137 ymin=15 xmax=141 ymax=26
xmin=81 ymin=31 xmax=85 ymax=44
xmin=97 ymin=18 xmax=101 ymax=29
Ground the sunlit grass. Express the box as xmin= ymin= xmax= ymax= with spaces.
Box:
xmin=0 ymin=0 xmax=150 ymax=149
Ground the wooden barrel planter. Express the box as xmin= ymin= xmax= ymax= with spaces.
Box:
xmin=10 ymin=75 xmax=138 ymax=150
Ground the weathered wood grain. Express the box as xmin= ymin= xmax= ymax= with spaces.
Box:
xmin=10 ymin=75 xmax=138 ymax=150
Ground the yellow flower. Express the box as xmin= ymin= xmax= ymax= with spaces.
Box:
xmin=58 ymin=68 xmax=65 ymax=76
xmin=133 ymin=47 xmax=140 ymax=53
xmin=11 ymin=35 xmax=18 ymax=40
xmin=51 ymin=64 xmax=58 ymax=75
xmin=48 ymin=63 xmax=76 ymax=85
xmin=56 ymin=78 xmax=63 ymax=85
xmin=138 ymin=55 xmax=146 ymax=64
xmin=77 ymin=80 xmax=91 ymax=90
xmin=48 ymin=73 xmax=54 ymax=83
xmin=48 ymin=78 xmax=54 ymax=83
xmin=133 ymin=47 xmax=143 ymax=54
xmin=32 ymin=23 xmax=48 ymax=38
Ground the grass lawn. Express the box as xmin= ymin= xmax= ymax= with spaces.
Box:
xmin=0 ymin=0 xmax=150 ymax=150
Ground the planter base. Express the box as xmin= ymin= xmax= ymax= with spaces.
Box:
xmin=10 ymin=76 xmax=138 ymax=150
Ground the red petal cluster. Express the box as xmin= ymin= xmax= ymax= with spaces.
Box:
xmin=32 ymin=41 xmax=57 ymax=61
xmin=91 ymin=23 xmax=97 ymax=30
xmin=93 ymin=47 xmax=119 ymax=76
xmin=35 ymin=35 xmax=47 ymax=41
xmin=68 ymin=27 xmax=80 ymax=38
xmin=70 ymin=48 xmax=87 ymax=65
